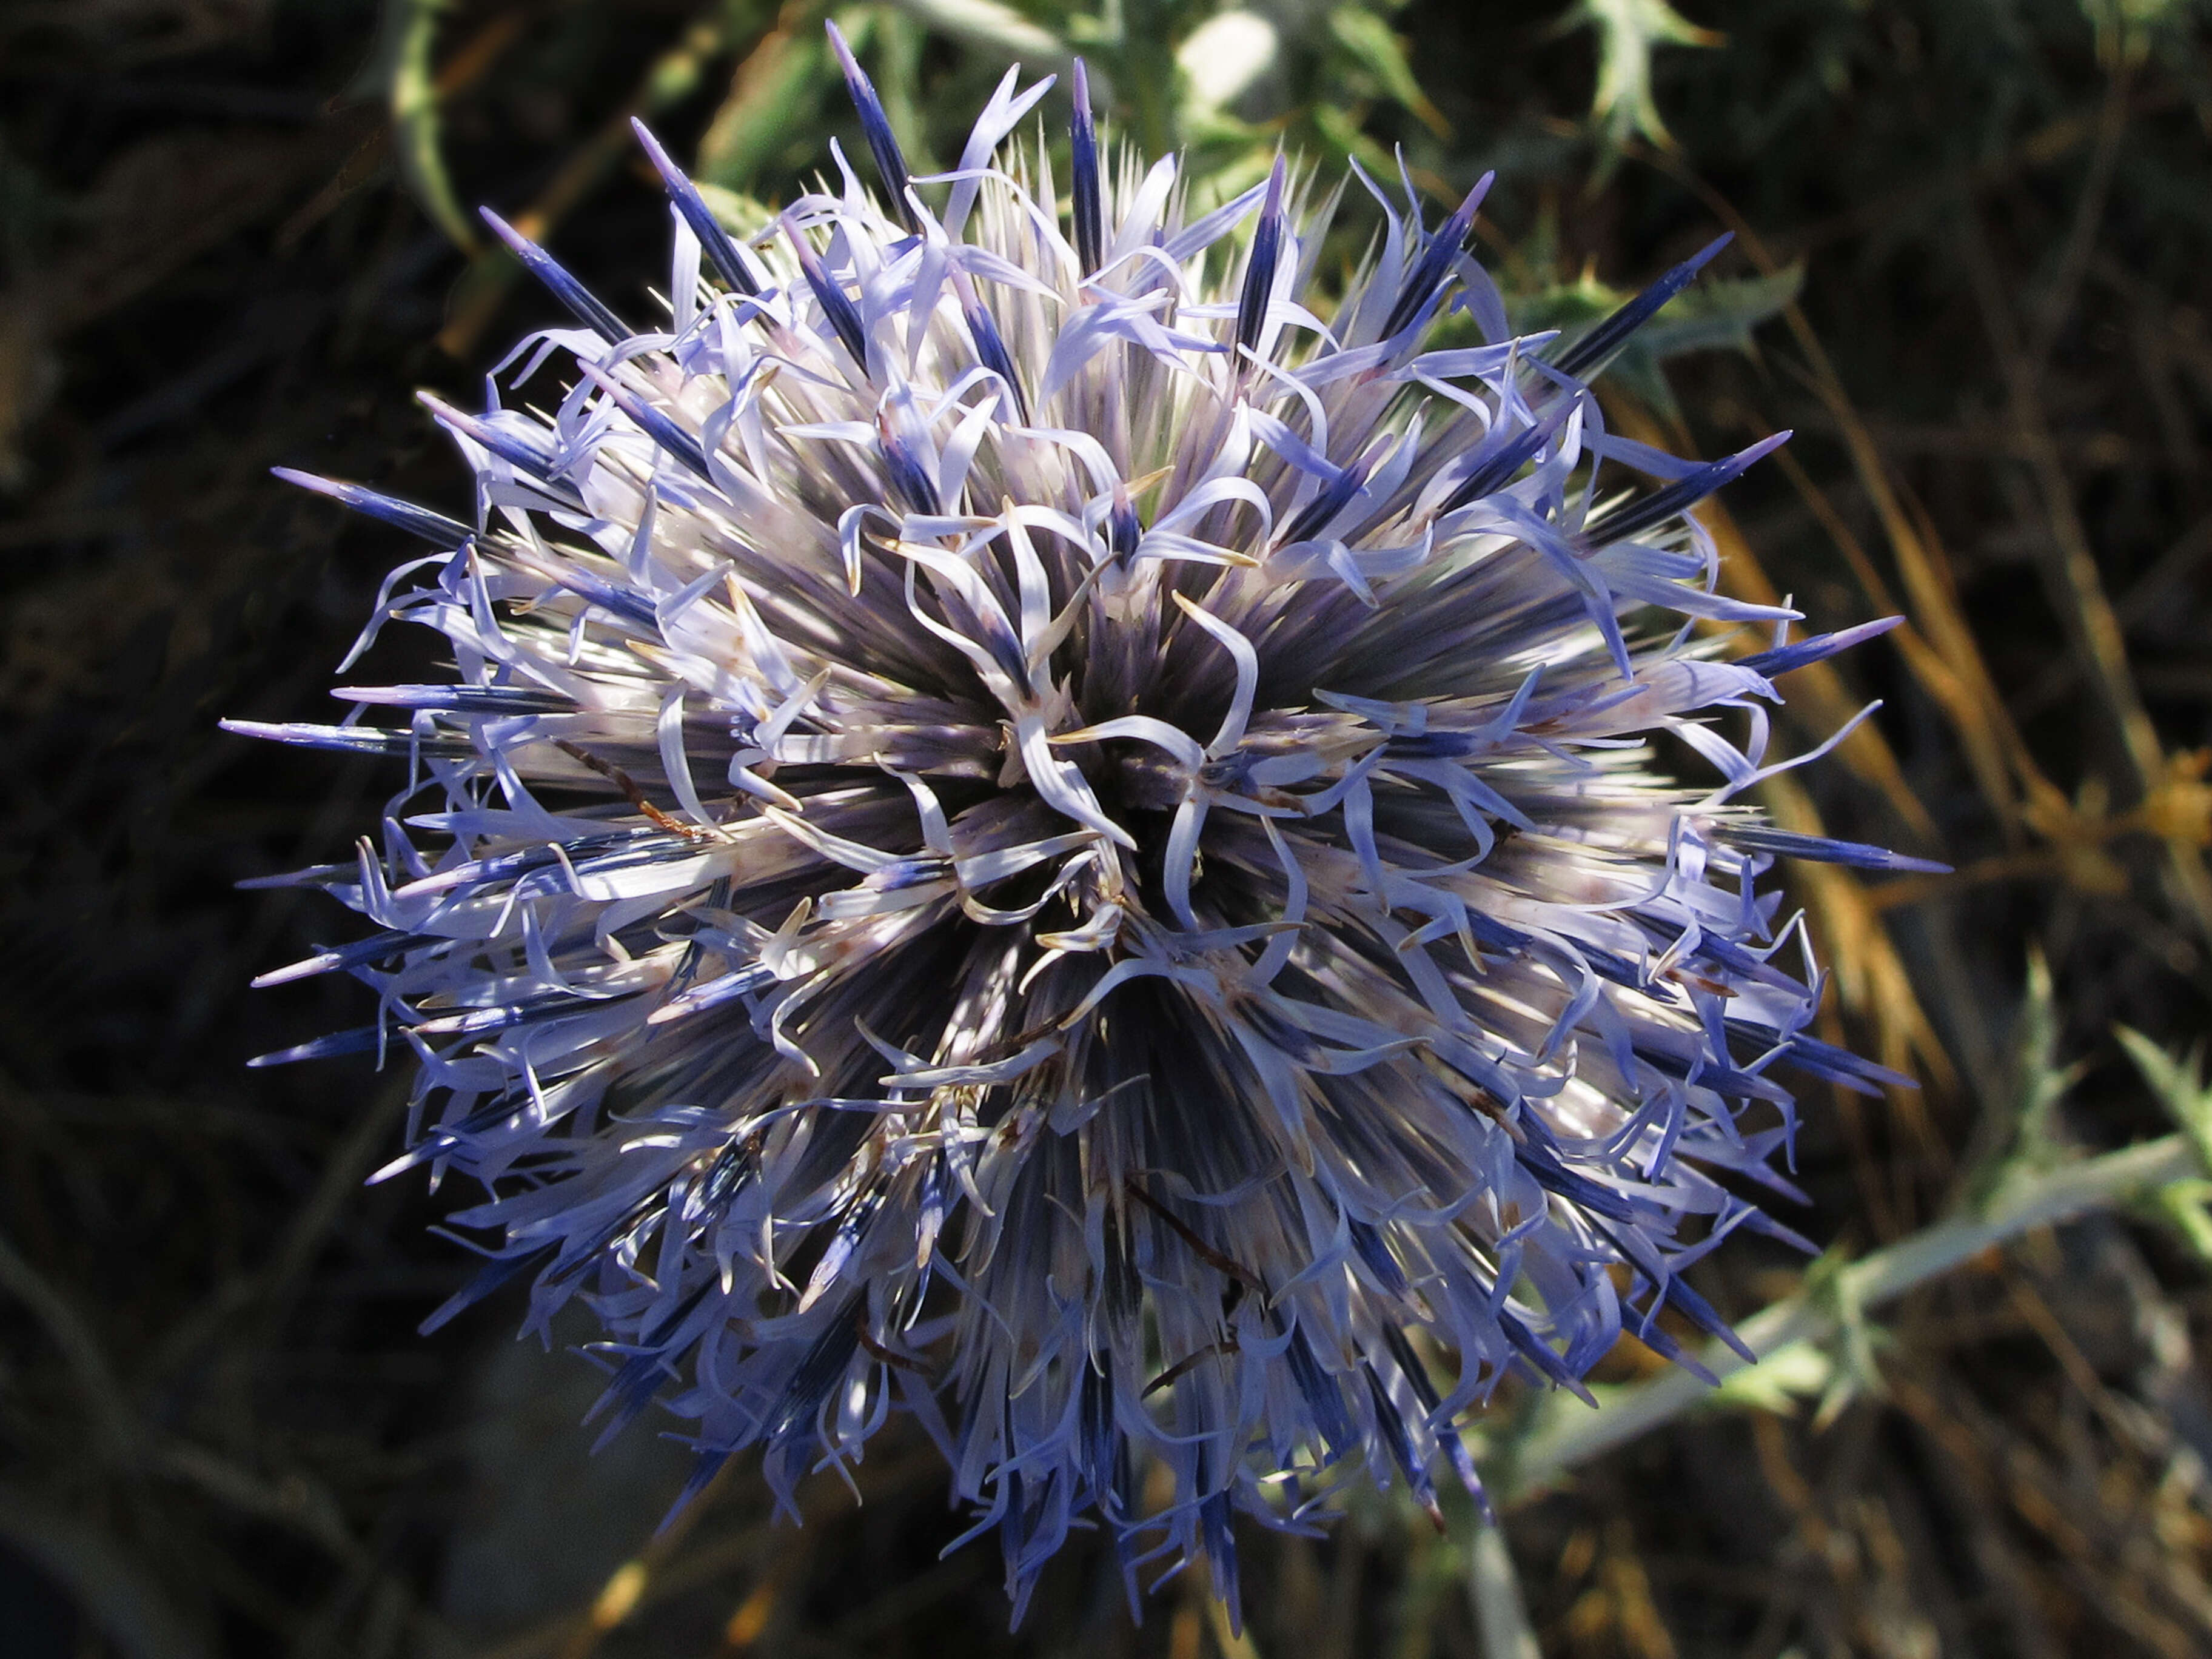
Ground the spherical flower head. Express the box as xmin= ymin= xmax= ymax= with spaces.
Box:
xmin=233 ymin=37 xmax=1934 ymax=1624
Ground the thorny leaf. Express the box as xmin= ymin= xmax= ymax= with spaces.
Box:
xmin=1801 ymin=1248 xmax=1891 ymax=1429
xmin=2114 ymin=1025 xmax=2212 ymax=1262
xmin=1558 ymin=0 xmax=1721 ymax=153
xmin=380 ymin=0 xmax=478 ymax=252
xmin=1959 ymin=950 xmax=2087 ymax=1213
xmin=1326 ymin=7 xmax=1449 ymax=137
xmin=1633 ymin=264 xmax=1803 ymax=360
xmin=1708 ymin=1340 xmax=1835 ymax=1416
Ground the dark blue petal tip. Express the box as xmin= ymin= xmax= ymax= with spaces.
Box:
xmin=1553 ymin=232 xmax=1734 ymax=380
xmin=270 ymin=468 xmax=471 ymax=546
xmin=1070 ymin=59 xmax=1104 ymax=276
xmin=1586 ymin=430 xmax=1789 ymax=546
xmin=785 ymin=215 xmax=872 ymax=368
xmin=631 ymin=118 xmax=760 ymax=297
xmin=1382 ymin=170 xmax=1493 ymax=340
xmin=479 ymin=207 xmax=631 ymax=346
xmin=826 ymin=21 xmax=916 ymax=230
xmin=1235 ymin=155 xmax=1288 ymax=362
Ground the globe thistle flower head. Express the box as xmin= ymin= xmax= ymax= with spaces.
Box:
xmin=233 ymin=36 xmax=1937 ymax=1623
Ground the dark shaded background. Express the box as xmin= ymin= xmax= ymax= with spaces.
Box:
xmin=3 ymin=2 xmax=2211 ymax=1655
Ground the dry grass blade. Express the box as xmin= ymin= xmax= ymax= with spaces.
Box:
xmin=1641 ymin=148 xmax=2076 ymax=849
xmin=1890 ymin=1366 xmax=2209 ymax=1657
xmin=1637 ymin=139 xmax=2212 ymax=973
xmin=1766 ymin=439 xmax=2036 ymax=836
xmin=1952 ymin=195 xmax=2212 ymax=943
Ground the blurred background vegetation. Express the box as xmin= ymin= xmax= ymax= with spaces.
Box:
xmin=3 ymin=1 xmax=2212 ymax=1654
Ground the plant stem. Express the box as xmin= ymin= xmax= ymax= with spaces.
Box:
xmin=1496 ymin=1133 xmax=2202 ymax=1498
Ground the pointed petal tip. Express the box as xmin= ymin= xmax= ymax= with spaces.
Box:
xmin=629 ymin=116 xmax=674 ymax=172
xmin=249 ymin=954 xmax=337 ymax=990
xmin=476 ymin=205 xmax=525 ymax=250
xmin=633 ymin=123 xmax=758 ymax=296
xmin=1736 ymin=613 xmax=1906 ymax=677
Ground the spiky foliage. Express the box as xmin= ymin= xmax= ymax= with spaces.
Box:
xmin=232 ymin=33 xmax=1928 ymax=1621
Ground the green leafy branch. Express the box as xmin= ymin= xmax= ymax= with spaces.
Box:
xmin=1479 ymin=962 xmax=2212 ymax=1504
xmin=1557 ymin=0 xmax=1720 ymax=153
